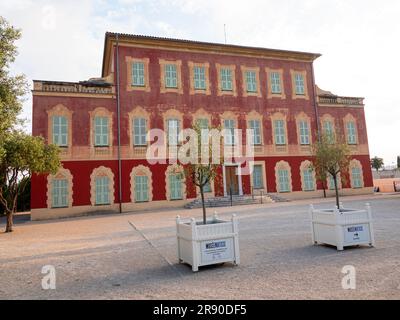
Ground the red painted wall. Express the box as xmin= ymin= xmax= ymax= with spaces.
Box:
xmin=31 ymin=43 xmax=372 ymax=210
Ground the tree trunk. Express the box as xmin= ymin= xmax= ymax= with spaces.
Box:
xmin=5 ymin=211 xmax=13 ymax=233
xmin=200 ymin=186 xmax=207 ymax=225
xmin=333 ymin=175 xmax=340 ymax=210
xmin=322 ymin=181 xmax=326 ymax=198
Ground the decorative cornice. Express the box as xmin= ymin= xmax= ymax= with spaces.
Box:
xmin=102 ymin=33 xmax=321 ymax=77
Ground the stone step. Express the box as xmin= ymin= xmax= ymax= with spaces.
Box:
xmin=184 ymin=193 xmax=289 ymax=209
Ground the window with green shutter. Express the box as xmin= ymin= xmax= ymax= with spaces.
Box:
xmin=270 ymin=72 xmax=282 ymax=94
xmin=274 ymin=120 xmax=286 ymax=145
xmin=303 ymin=169 xmax=315 ymax=191
xmin=133 ymin=118 xmax=147 ymax=146
xmin=224 ymin=119 xmax=235 ymax=145
xmin=196 ymin=118 xmax=209 ymax=144
xmin=253 ymin=165 xmax=263 ymax=189
xmin=203 ymin=180 xmax=212 ymax=193
xmin=328 ymin=174 xmax=337 ymax=190
xmin=248 ymin=120 xmax=261 ymax=145
xmin=294 ymin=73 xmax=305 ymax=95
xmin=246 ymin=70 xmax=257 ymax=92
xmin=135 ymin=175 xmax=149 ymax=202
xmin=194 ymin=66 xmax=206 ymax=90
xmin=299 ymin=121 xmax=310 ymax=145
xmin=347 ymin=122 xmax=357 ymax=144
xmin=278 ymin=169 xmax=290 ymax=192
xmin=52 ymin=179 xmax=68 ymax=208
xmin=169 ymin=174 xmax=183 ymax=200
xmin=94 ymin=117 xmax=109 ymax=146
xmin=323 ymin=121 xmax=334 ymax=143
xmin=165 ymin=64 xmax=177 ymax=88
xmin=52 ymin=116 xmax=68 ymax=146
xmin=95 ymin=176 xmax=110 ymax=205
xmin=351 ymin=168 xmax=362 ymax=188
xmin=167 ymin=119 xmax=180 ymax=146
xmin=221 ymin=68 xmax=232 ymax=91
xmin=132 ymin=62 xmax=145 ymax=86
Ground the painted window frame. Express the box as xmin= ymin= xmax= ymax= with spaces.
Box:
xmin=52 ymin=115 xmax=68 ymax=147
xmin=275 ymin=161 xmax=292 ymax=193
xmin=51 ymin=179 xmax=68 ymax=208
xmin=94 ymin=116 xmax=109 ymax=147
xmin=165 ymin=165 xmax=186 ymax=201
xmin=159 ymin=59 xmax=183 ymax=94
xmin=346 ymin=121 xmax=358 ymax=145
xmin=349 ymin=159 xmax=364 ymax=189
xmin=188 ymin=62 xmax=211 ymax=95
xmin=300 ymin=160 xmax=316 ymax=192
xmin=90 ymin=166 xmax=115 ymax=206
xmin=274 ymin=119 xmax=286 ymax=145
xmin=89 ymin=107 xmax=113 ymax=156
xmin=47 ymin=104 xmax=73 ymax=158
xmin=95 ymin=176 xmax=110 ymax=205
xmin=290 ymin=70 xmax=309 ymax=100
xmin=130 ymin=165 xmax=153 ymax=203
xmin=126 ymin=57 xmax=150 ymax=92
xmin=47 ymin=168 xmax=73 ymax=209
xmin=128 ymin=106 xmax=151 ymax=158
xmin=216 ymin=63 xmax=237 ymax=96
xmin=241 ymin=66 xmax=261 ymax=97
xmin=299 ymin=120 xmax=310 ymax=145
xmin=266 ymin=68 xmax=286 ymax=99
xmin=252 ymin=165 xmax=264 ymax=189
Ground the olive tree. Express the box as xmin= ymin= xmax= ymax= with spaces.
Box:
xmin=0 ymin=131 xmax=61 ymax=232
xmin=312 ymin=133 xmax=351 ymax=210
xmin=183 ymin=123 xmax=222 ymax=225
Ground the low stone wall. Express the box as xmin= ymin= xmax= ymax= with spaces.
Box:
xmin=373 ymin=179 xmax=400 ymax=193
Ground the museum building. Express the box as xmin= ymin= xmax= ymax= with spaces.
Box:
xmin=30 ymin=33 xmax=373 ymax=220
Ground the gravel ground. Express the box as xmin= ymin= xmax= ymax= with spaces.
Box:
xmin=0 ymin=193 xmax=399 ymax=300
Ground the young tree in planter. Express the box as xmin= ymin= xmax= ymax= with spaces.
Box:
xmin=0 ymin=131 xmax=61 ymax=232
xmin=397 ymin=156 xmax=400 ymax=170
xmin=370 ymin=156 xmax=384 ymax=172
xmin=184 ymin=123 xmax=222 ymax=225
xmin=312 ymin=133 xmax=351 ymax=210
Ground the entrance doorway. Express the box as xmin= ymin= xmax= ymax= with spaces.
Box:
xmin=225 ymin=165 xmax=240 ymax=195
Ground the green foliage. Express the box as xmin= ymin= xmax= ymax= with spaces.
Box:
xmin=183 ymin=123 xmax=222 ymax=224
xmin=370 ymin=156 xmax=384 ymax=172
xmin=0 ymin=131 xmax=61 ymax=216
xmin=312 ymin=133 xmax=351 ymax=208
xmin=0 ymin=17 xmax=28 ymax=136
xmin=397 ymin=156 xmax=400 ymax=169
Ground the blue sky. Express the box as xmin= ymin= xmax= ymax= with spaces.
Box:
xmin=1 ymin=0 xmax=399 ymax=165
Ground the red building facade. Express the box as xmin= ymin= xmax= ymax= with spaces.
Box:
xmin=31 ymin=33 xmax=373 ymax=220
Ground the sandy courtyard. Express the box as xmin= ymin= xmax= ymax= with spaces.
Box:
xmin=0 ymin=194 xmax=399 ymax=300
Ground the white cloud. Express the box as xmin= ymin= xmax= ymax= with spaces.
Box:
xmin=1 ymin=0 xmax=399 ymax=164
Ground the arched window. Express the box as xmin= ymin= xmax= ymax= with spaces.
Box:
xmin=90 ymin=166 xmax=115 ymax=206
xmin=344 ymin=114 xmax=358 ymax=145
xmin=89 ymin=107 xmax=113 ymax=157
xmin=275 ymin=161 xmax=292 ymax=193
xmin=300 ymin=160 xmax=316 ymax=191
xmin=271 ymin=113 xmax=287 ymax=146
xmin=327 ymin=173 xmax=342 ymax=190
xmin=165 ymin=165 xmax=186 ymax=201
xmin=47 ymin=104 xmax=73 ymax=158
xmin=47 ymin=168 xmax=73 ymax=209
xmin=130 ymin=165 xmax=153 ymax=203
xmin=349 ymin=159 xmax=364 ymax=189
xmin=296 ymin=112 xmax=312 ymax=146
xmin=246 ymin=110 xmax=263 ymax=146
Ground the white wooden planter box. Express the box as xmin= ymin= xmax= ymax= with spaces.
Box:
xmin=176 ymin=213 xmax=240 ymax=272
xmin=310 ymin=203 xmax=375 ymax=251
